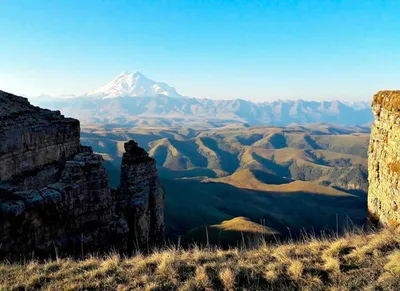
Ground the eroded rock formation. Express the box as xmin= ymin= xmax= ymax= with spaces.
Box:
xmin=118 ymin=141 xmax=164 ymax=251
xmin=368 ymin=90 xmax=400 ymax=226
xmin=0 ymin=90 xmax=164 ymax=257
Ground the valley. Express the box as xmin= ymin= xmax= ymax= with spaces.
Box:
xmin=81 ymin=123 xmax=370 ymax=246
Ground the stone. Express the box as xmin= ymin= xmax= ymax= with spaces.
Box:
xmin=368 ymin=90 xmax=400 ymax=227
xmin=0 ymin=91 xmax=80 ymax=184
xmin=0 ymin=90 xmax=164 ymax=258
xmin=117 ymin=140 xmax=164 ymax=251
xmin=0 ymin=200 xmax=25 ymax=217
xmin=14 ymin=190 xmax=44 ymax=208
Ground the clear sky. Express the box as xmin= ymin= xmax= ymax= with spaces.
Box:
xmin=0 ymin=0 xmax=399 ymax=101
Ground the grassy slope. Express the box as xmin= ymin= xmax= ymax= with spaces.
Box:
xmin=2 ymin=228 xmax=400 ymax=290
xmin=163 ymin=178 xmax=366 ymax=244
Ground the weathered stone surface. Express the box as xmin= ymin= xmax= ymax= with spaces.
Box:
xmin=0 ymin=91 xmax=80 ymax=184
xmin=368 ymin=90 xmax=400 ymax=226
xmin=0 ymin=91 xmax=164 ymax=257
xmin=0 ymin=149 xmax=117 ymax=255
xmin=118 ymin=140 xmax=164 ymax=251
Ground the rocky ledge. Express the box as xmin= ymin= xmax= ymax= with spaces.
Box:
xmin=0 ymin=90 xmax=164 ymax=258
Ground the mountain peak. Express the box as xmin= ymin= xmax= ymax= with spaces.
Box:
xmin=132 ymin=70 xmax=143 ymax=76
xmin=87 ymin=71 xmax=182 ymax=99
xmin=118 ymin=71 xmax=143 ymax=77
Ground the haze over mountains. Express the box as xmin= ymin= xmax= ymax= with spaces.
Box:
xmin=31 ymin=72 xmax=373 ymax=127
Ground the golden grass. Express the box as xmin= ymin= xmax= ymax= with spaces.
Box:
xmin=373 ymin=90 xmax=400 ymax=112
xmin=1 ymin=228 xmax=400 ymax=290
xmin=211 ymin=216 xmax=276 ymax=235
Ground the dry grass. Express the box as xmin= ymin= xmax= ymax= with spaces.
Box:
xmin=211 ymin=216 xmax=276 ymax=235
xmin=1 ymin=228 xmax=400 ymax=290
xmin=373 ymin=90 xmax=400 ymax=112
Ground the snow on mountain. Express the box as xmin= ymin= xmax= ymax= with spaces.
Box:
xmin=86 ymin=71 xmax=183 ymax=99
xmin=342 ymin=100 xmax=371 ymax=110
xmin=26 ymin=70 xmax=373 ymax=126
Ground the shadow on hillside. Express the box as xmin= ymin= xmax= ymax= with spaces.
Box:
xmin=268 ymin=133 xmax=288 ymax=149
xmin=236 ymin=134 xmax=264 ymax=145
xmin=251 ymin=170 xmax=293 ymax=185
xmin=169 ymin=139 xmax=209 ymax=168
xmin=99 ymin=164 xmax=367 ymax=248
xmin=200 ymin=137 xmax=240 ymax=173
xmin=162 ymin=178 xmax=367 ymax=247
xmin=252 ymin=153 xmax=292 ymax=177
xmin=304 ymin=134 xmax=323 ymax=149
xmin=158 ymin=167 xmax=218 ymax=179
xmin=332 ymin=186 xmax=368 ymax=199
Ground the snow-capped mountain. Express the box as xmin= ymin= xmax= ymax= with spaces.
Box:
xmin=86 ymin=71 xmax=182 ymax=99
xmin=27 ymin=71 xmax=373 ymax=127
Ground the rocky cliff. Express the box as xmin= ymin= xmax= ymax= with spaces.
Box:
xmin=368 ymin=90 xmax=400 ymax=226
xmin=0 ymin=90 xmax=164 ymax=257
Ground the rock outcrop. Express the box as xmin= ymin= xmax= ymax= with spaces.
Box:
xmin=118 ymin=141 xmax=164 ymax=251
xmin=368 ymin=91 xmax=400 ymax=226
xmin=0 ymin=90 xmax=164 ymax=257
xmin=0 ymin=91 xmax=80 ymax=187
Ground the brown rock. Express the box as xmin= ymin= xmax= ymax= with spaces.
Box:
xmin=117 ymin=140 xmax=164 ymax=251
xmin=0 ymin=90 xmax=164 ymax=258
xmin=0 ymin=91 xmax=80 ymax=184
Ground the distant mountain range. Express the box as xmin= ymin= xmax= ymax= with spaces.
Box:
xmin=29 ymin=71 xmax=373 ymax=126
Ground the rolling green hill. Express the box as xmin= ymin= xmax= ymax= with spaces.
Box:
xmin=81 ymin=124 xmax=370 ymax=244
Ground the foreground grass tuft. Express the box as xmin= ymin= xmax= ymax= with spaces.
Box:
xmin=1 ymin=228 xmax=400 ymax=290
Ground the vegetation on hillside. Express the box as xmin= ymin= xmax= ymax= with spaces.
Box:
xmin=81 ymin=125 xmax=370 ymax=194
xmin=1 ymin=228 xmax=399 ymax=290
xmin=81 ymin=124 xmax=370 ymax=243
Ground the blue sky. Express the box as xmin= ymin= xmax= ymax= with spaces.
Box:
xmin=0 ymin=0 xmax=399 ymax=101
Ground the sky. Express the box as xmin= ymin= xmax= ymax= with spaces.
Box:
xmin=0 ymin=0 xmax=399 ymax=101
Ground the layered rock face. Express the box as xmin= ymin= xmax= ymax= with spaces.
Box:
xmin=118 ymin=141 xmax=164 ymax=251
xmin=0 ymin=91 xmax=80 ymax=187
xmin=0 ymin=90 xmax=164 ymax=257
xmin=368 ymin=91 xmax=400 ymax=226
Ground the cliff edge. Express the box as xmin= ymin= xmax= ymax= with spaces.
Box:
xmin=0 ymin=90 xmax=164 ymax=257
xmin=368 ymin=90 xmax=400 ymax=226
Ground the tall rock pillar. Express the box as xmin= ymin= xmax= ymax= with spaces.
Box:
xmin=118 ymin=140 xmax=164 ymax=251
